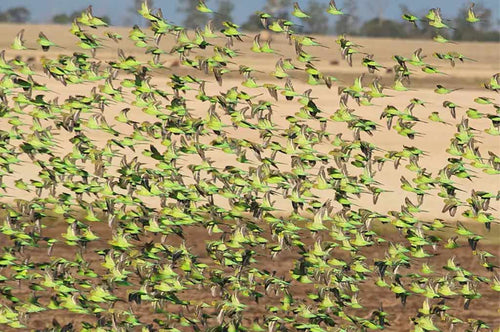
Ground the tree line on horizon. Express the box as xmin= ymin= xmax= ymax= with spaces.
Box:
xmin=0 ymin=0 xmax=498 ymax=41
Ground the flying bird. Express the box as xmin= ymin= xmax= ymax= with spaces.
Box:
xmin=327 ymin=0 xmax=344 ymax=15
xmin=292 ymin=2 xmax=310 ymax=19
xmin=37 ymin=32 xmax=60 ymax=52
xmin=466 ymin=3 xmax=480 ymax=23
xmin=11 ymin=29 xmax=31 ymax=50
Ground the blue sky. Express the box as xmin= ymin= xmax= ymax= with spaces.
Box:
xmin=1 ymin=0 xmax=498 ymax=28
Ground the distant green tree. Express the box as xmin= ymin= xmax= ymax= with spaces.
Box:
xmin=475 ymin=5 xmax=493 ymax=32
xmin=241 ymin=12 xmax=262 ymax=31
xmin=0 ymin=11 xmax=8 ymax=22
xmin=179 ymin=0 xmax=209 ymax=29
xmin=212 ymin=0 xmax=234 ymax=30
xmin=304 ymin=0 xmax=329 ymax=34
xmin=52 ymin=14 xmax=71 ymax=24
xmin=0 ymin=6 xmax=30 ymax=23
xmin=359 ymin=18 xmax=408 ymax=38
xmin=334 ymin=0 xmax=359 ymax=35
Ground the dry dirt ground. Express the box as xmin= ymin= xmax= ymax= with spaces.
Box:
xmin=0 ymin=23 xmax=499 ymax=331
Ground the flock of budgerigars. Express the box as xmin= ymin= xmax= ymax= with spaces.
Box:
xmin=0 ymin=0 xmax=499 ymax=331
